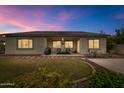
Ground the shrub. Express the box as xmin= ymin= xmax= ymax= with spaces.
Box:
xmin=86 ymin=70 xmax=124 ymax=88
xmin=88 ymin=50 xmax=97 ymax=58
xmin=0 ymin=44 xmax=5 ymax=54
xmin=66 ymin=48 xmax=71 ymax=54
xmin=9 ymin=68 xmax=73 ymax=88
xmin=57 ymin=48 xmax=71 ymax=54
xmin=56 ymin=48 xmax=61 ymax=54
xmin=44 ymin=47 xmax=51 ymax=55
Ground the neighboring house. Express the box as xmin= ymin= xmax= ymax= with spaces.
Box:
xmin=2 ymin=31 xmax=108 ymax=55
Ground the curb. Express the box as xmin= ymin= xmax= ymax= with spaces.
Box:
xmin=73 ymin=58 xmax=96 ymax=84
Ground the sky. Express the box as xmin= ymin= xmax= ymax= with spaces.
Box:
xmin=0 ymin=5 xmax=124 ymax=34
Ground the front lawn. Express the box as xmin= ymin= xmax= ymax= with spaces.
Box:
xmin=0 ymin=57 xmax=92 ymax=87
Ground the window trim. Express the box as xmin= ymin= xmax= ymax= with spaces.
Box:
xmin=88 ymin=39 xmax=100 ymax=49
xmin=17 ymin=38 xmax=34 ymax=50
xmin=64 ymin=41 xmax=73 ymax=48
xmin=52 ymin=41 xmax=61 ymax=48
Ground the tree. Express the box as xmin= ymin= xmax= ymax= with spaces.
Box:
xmin=114 ymin=28 xmax=124 ymax=44
xmin=107 ymin=36 xmax=115 ymax=52
xmin=106 ymin=28 xmax=124 ymax=52
xmin=100 ymin=30 xmax=106 ymax=34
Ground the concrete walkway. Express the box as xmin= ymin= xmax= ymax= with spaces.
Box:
xmin=88 ymin=58 xmax=124 ymax=74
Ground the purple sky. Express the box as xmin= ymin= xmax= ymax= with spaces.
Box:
xmin=0 ymin=5 xmax=124 ymax=34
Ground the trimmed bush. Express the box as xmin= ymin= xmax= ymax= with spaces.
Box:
xmin=57 ymin=48 xmax=71 ymax=54
xmin=88 ymin=49 xmax=98 ymax=58
xmin=0 ymin=44 xmax=5 ymax=54
xmin=86 ymin=70 xmax=124 ymax=88
xmin=44 ymin=47 xmax=51 ymax=55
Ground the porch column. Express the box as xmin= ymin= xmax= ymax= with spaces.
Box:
xmin=61 ymin=37 xmax=65 ymax=51
xmin=80 ymin=38 xmax=88 ymax=54
xmin=40 ymin=38 xmax=47 ymax=54
xmin=73 ymin=39 xmax=77 ymax=52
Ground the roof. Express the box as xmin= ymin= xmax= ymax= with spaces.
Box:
xmin=3 ymin=31 xmax=109 ymax=38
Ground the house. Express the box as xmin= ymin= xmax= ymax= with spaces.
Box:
xmin=2 ymin=31 xmax=108 ymax=55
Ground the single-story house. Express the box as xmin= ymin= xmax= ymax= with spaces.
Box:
xmin=2 ymin=31 xmax=108 ymax=55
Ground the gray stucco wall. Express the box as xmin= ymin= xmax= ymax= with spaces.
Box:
xmin=5 ymin=37 xmax=106 ymax=55
xmin=80 ymin=38 xmax=106 ymax=54
xmin=5 ymin=37 xmax=47 ymax=55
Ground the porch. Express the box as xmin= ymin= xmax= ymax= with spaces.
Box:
xmin=46 ymin=37 xmax=81 ymax=54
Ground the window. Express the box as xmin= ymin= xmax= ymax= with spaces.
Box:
xmin=65 ymin=41 xmax=73 ymax=48
xmin=18 ymin=39 xmax=33 ymax=49
xmin=53 ymin=41 xmax=61 ymax=48
xmin=89 ymin=39 xmax=99 ymax=49
xmin=2 ymin=35 xmax=5 ymax=37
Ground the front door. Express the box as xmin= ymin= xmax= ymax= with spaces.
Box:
xmin=77 ymin=40 xmax=80 ymax=53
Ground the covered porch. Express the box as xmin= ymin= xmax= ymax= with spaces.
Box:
xmin=46 ymin=37 xmax=81 ymax=54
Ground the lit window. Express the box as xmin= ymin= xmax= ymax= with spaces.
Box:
xmin=65 ymin=41 xmax=73 ymax=48
xmin=18 ymin=39 xmax=33 ymax=49
xmin=89 ymin=40 xmax=94 ymax=48
xmin=94 ymin=40 xmax=99 ymax=48
xmin=53 ymin=41 xmax=61 ymax=48
xmin=2 ymin=35 xmax=5 ymax=37
xmin=89 ymin=39 xmax=99 ymax=49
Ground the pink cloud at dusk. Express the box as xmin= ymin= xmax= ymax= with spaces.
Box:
xmin=0 ymin=6 xmax=46 ymax=17
xmin=0 ymin=6 xmax=66 ymax=34
xmin=0 ymin=15 xmax=65 ymax=33
xmin=0 ymin=16 xmax=37 ymax=31
xmin=113 ymin=13 xmax=124 ymax=19
xmin=56 ymin=11 xmax=74 ymax=21
xmin=55 ymin=9 xmax=94 ymax=22
xmin=1 ymin=5 xmax=123 ymax=34
xmin=46 ymin=23 xmax=64 ymax=31
xmin=0 ymin=6 xmax=96 ymax=34
xmin=0 ymin=30 xmax=11 ymax=34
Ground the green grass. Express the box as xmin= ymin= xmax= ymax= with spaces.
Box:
xmin=86 ymin=69 xmax=124 ymax=88
xmin=0 ymin=57 xmax=92 ymax=82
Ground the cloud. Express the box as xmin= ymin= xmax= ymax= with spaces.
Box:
xmin=113 ymin=13 xmax=124 ymax=19
xmin=0 ymin=30 xmax=10 ymax=34
xmin=0 ymin=16 xmax=36 ymax=31
xmin=55 ymin=9 xmax=94 ymax=22
xmin=0 ymin=6 xmax=94 ymax=34
xmin=56 ymin=11 xmax=74 ymax=21
xmin=0 ymin=15 xmax=65 ymax=32
xmin=46 ymin=23 xmax=64 ymax=30
xmin=0 ymin=6 xmax=66 ymax=33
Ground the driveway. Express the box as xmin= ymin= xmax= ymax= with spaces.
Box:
xmin=88 ymin=58 xmax=124 ymax=74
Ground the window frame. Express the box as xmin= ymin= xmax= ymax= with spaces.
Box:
xmin=64 ymin=41 xmax=73 ymax=48
xmin=52 ymin=41 xmax=61 ymax=48
xmin=17 ymin=38 xmax=33 ymax=50
xmin=88 ymin=39 xmax=100 ymax=49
